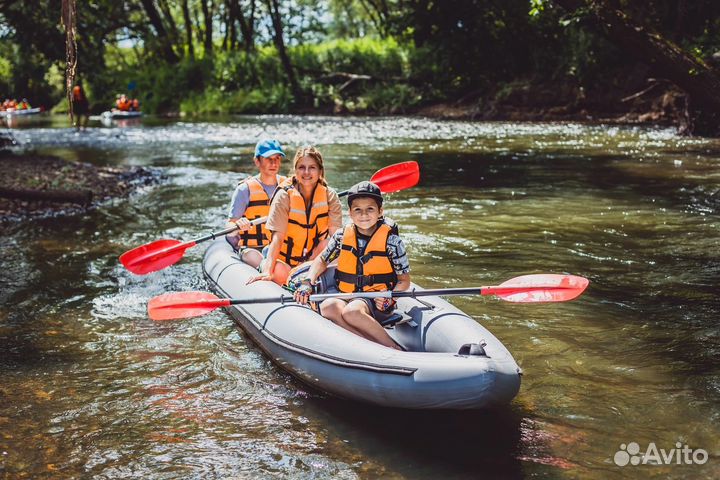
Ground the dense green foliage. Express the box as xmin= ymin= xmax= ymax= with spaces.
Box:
xmin=1 ymin=0 xmax=719 ymax=116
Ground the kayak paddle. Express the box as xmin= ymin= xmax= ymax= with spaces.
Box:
xmin=148 ymin=274 xmax=589 ymax=321
xmin=120 ymin=161 xmax=420 ymax=275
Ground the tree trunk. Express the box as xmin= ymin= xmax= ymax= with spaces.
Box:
xmin=226 ymin=0 xmax=238 ymax=50
xmin=237 ymin=0 xmax=256 ymax=53
xmin=221 ymin=5 xmax=229 ymax=51
xmin=265 ymin=0 xmax=302 ymax=101
xmin=201 ymin=0 xmax=214 ymax=56
xmin=193 ymin=4 xmax=204 ymax=51
xmin=139 ymin=0 xmax=180 ymax=63
xmin=157 ymin=0 xmax=180 ymax=48
xmin=181 ymin=0 xmax=195 ymax=59
xmin=554 ymin=0 xmax=720 ymax=136
xmin=61 ymin=0 xmax=77 ymax=122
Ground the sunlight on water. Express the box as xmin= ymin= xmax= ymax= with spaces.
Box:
xmin=2 ymin=116 xmax=720 ymax=479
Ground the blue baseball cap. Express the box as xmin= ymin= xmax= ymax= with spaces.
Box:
xmin=254 ymin=139 xmax=285 ymax=158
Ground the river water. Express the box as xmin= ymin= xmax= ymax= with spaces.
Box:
xmin=1 ymin=115 xmax=719 ymax=479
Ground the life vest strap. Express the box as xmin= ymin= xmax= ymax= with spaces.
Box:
xmin=358 ymin=250 xmax=389 ymax=264
xmin=335 ymin=271 xmax=396 ymax=289
xmin=288 ymin=218 xmax=316 ymax=230
xmin=239 ymin=223 xmax=264 ymax=244
xmin=282 ymin=236 xmax=295 ymax=264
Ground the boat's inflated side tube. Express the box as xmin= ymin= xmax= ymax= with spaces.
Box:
xmin=203 ymin=239 xmax=521 ymax=409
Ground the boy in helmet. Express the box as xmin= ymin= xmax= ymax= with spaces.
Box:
xmin=294 ymin=181 xmax=411 ymax=350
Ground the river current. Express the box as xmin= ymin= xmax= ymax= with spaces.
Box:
xmin=1 ymin=115 xmax=719 ymax=478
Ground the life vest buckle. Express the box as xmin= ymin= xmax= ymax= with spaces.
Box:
xmin=356 ymin=275 xmax=376 ymax=288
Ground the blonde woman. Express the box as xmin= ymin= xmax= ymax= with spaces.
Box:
xmin=248 ymin=146 xmax=343 ymax=285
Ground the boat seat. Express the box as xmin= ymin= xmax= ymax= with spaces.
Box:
xmin=381 ymin=313 xmax=417 ymax=328
xmin=457 ymin=341 xmax=488 ymax=357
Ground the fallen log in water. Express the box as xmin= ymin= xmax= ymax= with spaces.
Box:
xmin=0 ymin=186 xmax=93 ymax=205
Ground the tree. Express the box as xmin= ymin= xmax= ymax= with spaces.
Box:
xmin=265 ymin=0 xmax=302 ymax=100
xmin=200 ymin=0 xmax=214 ymax=56
xmin=552 ymin=0 xmax=720 ymax=136
xmin=237 ymin=0 xmax=257 ymax=53
xmin=181 ymin=0 xmax=195 ymax=59
xmin=139 ymin=0 xmax=180 ymax=62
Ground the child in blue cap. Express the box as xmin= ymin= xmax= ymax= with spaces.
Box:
xmin=226 ymin=139 xmax=287 ymax=267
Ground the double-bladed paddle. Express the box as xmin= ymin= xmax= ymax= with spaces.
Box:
xmin=147 ymin=274 xmax=589 ymax=321
xmin=120 ymin=161 xmax=420 ymax=275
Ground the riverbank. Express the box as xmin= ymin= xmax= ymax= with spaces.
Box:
xmin=414 ymin=77 xmax=687 ymax=127
xmin=0 ymin=150 xmax=160 ymax=222
xmin=254 ymin=76 xmax=690 ymax=131
xmin=0 ymin=83 xmax=687 ymax=223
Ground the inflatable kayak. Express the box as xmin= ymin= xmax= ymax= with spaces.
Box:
xmin=202 ymin=239 xmax=522 ymax=410
xmin=3 ymin=107 xmax=42 ymax=117
xmin=102 ymin=110 xmax=142 ymax=119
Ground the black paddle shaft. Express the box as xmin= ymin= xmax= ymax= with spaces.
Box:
xmin=193 ymin=189 xmax=352 ymax=245
xmin=226 ymin=287 xmax=485 ymax=306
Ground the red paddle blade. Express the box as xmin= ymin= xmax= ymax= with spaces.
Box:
xmin=490 ymin=274 xmax=589 ymax=303
xmin=371 ymin=161 xmax=420 ymax=194
xmin=148 ymin=291 xmax=229 ymax=321
xmin=120 ymin=239 xmax=193 ymax=275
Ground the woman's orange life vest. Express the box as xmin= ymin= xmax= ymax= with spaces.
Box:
xmin=335 ymin=219 xmax=398 ymax=293
xmin=276 ymin=179 xmax=330 ymax=267
xmin=237 ymin=175 xmax=286 ymax=249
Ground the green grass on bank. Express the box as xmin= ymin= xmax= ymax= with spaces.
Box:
xmin=55 ymin=38 xmax=426 ymax=115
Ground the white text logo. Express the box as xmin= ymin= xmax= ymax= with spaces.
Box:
xmin=614 ymin=442 xmax=708 ymax=466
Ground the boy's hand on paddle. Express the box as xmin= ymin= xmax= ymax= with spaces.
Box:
xmin=375 ymin=297 xmax=395 ymax=312
xmin=293 ymin=280 xmax=313 ymax=305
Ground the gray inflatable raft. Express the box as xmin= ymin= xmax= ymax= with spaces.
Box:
xmin=202 ymin=239 xmax=521 ymax=409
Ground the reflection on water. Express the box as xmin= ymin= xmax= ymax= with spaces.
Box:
xmin=1 ymin=116 xmax=719 ymax=478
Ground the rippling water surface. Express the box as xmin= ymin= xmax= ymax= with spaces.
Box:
xmin=2 ymin=115 xmax=719 ymax=478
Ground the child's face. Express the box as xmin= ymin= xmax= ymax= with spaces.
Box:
xmin=349 ymin=197 xmax=383 ymax=232
xmin=294 ymin=155 xmax=321 ymax=188
xmin=255 ymin=154 xmax=282 ymax=177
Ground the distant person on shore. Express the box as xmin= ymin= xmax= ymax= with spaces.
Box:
xmin=72 ymin=82 xmax=89 ymax=131
xmin=226 ymin=139 xmax=288 ymax=268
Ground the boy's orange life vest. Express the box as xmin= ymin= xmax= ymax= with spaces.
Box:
xmin=277 ymin=179 xmax=329 ymax=267
xmin=237 ymin=175 xmax=286 ymax=249
xmin=335 ymin=220 xmax=398 ymax=293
